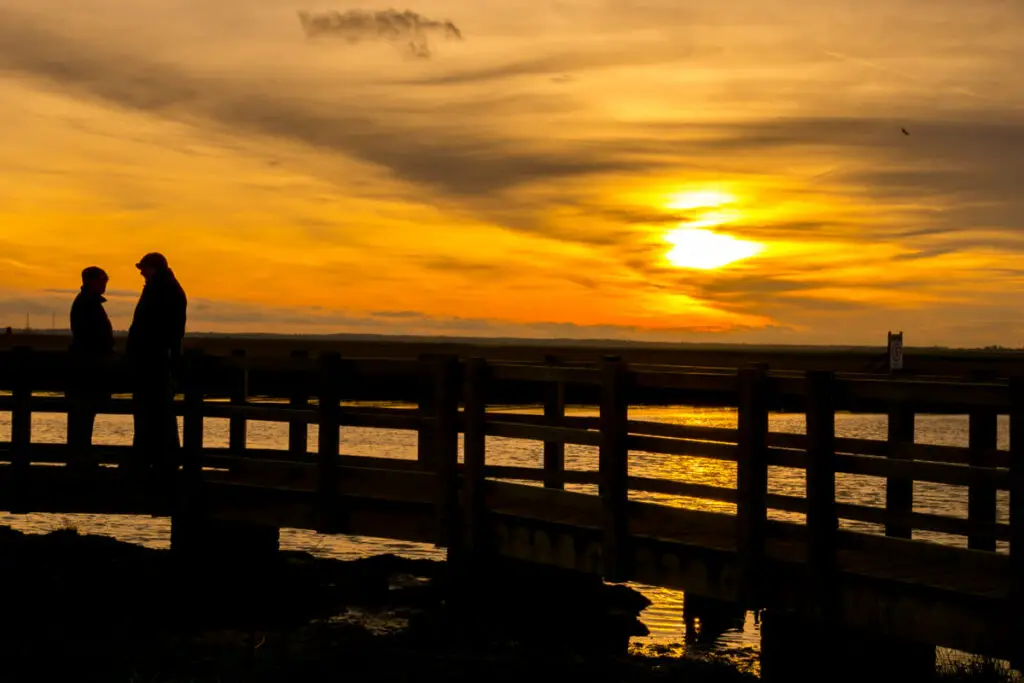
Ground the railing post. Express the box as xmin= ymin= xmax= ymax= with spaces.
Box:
xmin=543 ymin=354 xmax=566 ymax=490
xmin=806 ymin=370 xmax=838 ymax=623
xmin=968 ymin=374 xmax=998 ymax=551
xmin=432 ymin=356 xmax=461 ymax=552
xmin=11 ymin=346 xmax=31 ymax=471
xmin=737 ymin=364 xmax=769 ymax=606
xmin=288 ymin=350 xmax=310 ymax=457
xmin=1010 ymin=376 xmax=1024 ymax=670
xmin=463 ymin=357 xmax=489 ymax=559
xmin=417 ymin=353 xmax=436 ymax=469
xmin=886 ymin=404 xmax=915 ymax=539
xmin=229 ymin=349 xmax=247 ymax=455
xmin=316 ymin=352 xmax=342 ymax=533
xmin=65 ymin=352 xmax=95 ymax=469
xmin=599 ymin=355 xmax=630 ymax=582
xmin=182 ymin=349 xmax=205 ymax=483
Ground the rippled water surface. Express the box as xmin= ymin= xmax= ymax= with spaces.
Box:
xmin=0 ymin=404 xmax=1008 ymax=668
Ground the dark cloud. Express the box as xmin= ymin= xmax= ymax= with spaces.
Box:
xmin=0 ymin=13 xmax=643 ymax=198
xmin=297 ymin=9 xmax=463 ymax=59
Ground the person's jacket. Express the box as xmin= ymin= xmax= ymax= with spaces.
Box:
xmin=69 ymin=288 xmax=114 ymax=357
xmin=127 ymin=269 xmax=187 ymax=362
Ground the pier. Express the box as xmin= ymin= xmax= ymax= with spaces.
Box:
xmin=1 ymin=343 xmax=1022 ymax=678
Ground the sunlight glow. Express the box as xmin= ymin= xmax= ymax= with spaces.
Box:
xmin=664 ymin=228 xmax=764 ymax=270
xmin=666 ymin=190 xmax=735 ymax=211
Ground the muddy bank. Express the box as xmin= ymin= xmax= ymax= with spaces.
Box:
xmin=0 ymin=526 xmax=754 ymax=683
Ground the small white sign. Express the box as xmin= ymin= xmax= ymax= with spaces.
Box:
xmin=888 ymin=332 xmax=904 ymax=371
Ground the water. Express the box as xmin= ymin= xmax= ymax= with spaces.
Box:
xmin=0 ymin=404 xmax=1010 ymax=669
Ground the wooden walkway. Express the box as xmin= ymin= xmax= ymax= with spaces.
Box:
xmin=0 ymin=347 xmax=1021 ymax=663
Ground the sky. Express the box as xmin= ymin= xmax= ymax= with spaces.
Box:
xmin=2 ymin=1 xmax=1024 ymax=346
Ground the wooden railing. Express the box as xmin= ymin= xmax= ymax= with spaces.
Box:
xmin=0 ymin=346 xmax=1022 ymax=657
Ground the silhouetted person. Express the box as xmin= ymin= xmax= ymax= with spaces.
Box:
xmin=68 ymin=267 xmax=115 ymax=453
xmin=128 ymin=253 xmax=187 ymax=477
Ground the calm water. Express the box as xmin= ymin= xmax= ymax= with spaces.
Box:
xmin=0 ymin=404 xmax=1010 ymax=670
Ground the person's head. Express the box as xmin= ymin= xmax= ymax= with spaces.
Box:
xmin=81 ymin=266 xmax=108 ymax=295
xmin=135 ymin=252 xmax=169 ymax=281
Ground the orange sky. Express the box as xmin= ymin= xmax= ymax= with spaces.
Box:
xmin=2 ymin=1 xmax=1024 ymax=346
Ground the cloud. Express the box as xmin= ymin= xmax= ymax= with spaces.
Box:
xmin=297 ymin=8 xmax=463 ymax=59
xmin=0 ymin=11 xmax=642 ymax=198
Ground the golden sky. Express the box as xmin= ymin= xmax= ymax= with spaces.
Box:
xmin=2 ymin=0 xmax=1024 ymax=346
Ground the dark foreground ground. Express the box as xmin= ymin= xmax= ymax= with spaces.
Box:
xmin=0 ymin=526 xmax=1013 ymax=683
xmin=0 ymin=526 xmax=757 ymax=683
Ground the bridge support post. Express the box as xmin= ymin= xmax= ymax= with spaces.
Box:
xmin=760 ymin=609 xmax=934 ymax=683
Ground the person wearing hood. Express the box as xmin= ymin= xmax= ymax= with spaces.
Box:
xmin=68 ymin=266 xmax=115 ymax=453
xmin=128 ymin=252 xmax=187 ymax=475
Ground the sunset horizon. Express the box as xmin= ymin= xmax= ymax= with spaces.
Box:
xmin=4 ymin=1 xmax=1024 ymax=347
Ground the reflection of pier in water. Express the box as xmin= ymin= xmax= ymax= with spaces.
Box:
xmin=1 ymin=343 xmax=1022 ymax=680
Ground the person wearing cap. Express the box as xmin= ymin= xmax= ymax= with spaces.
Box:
xmin=127 ymin=253 xmax=187 ymax=475
xmin=68 ymin=266 xmax=115 ymax=454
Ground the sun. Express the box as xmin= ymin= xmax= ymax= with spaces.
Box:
xmin=664 ymin=228 xmax=763 ymax=270
xmin=661 ymin=188 xmax=762 ymax=269
xmin=666 ymin=190 xmax=735 ymax=211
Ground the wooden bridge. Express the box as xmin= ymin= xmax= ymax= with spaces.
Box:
xmin=1 ymin=345 xmax=1022 ymax=674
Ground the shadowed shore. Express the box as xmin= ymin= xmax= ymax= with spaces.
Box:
xmin=0 ymin=525 xmax=756 ymax=683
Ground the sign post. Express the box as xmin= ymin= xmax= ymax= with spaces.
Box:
xmin=888 ymin=331 xmax=904 ymax=372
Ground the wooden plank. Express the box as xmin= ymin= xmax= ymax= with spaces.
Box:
xmin=201 ymin=403 xmax=315 ymax=422
xmin=543 ymin=356 xmax=566 ymax=490
xmin=336 ymin=409 xmax=421 ymax=431
xmin=806 ymin=370 xmax=838 ymax=621
xmin=485 ymin=479 xmax=602 ymax=529
xmin=968 ymin=408 xmax=998 ymax=551
xmin=632 ymin=370 xmax=739 ymax=395
xmin=1010 ymin=376 xmax=1024 ymax=668
xmin=886 ymin=404 xmax=915 ymax=539
xmin=627 ymin=476 xmax=737 ymax=503
xmin=488 ymin=364 xmax=601 ymax=385
xmin=288 ymin=350 xmax=310 ymax=457
xmin=316 ymin=352 xmax=342 ymax=532
xmin=485 ymin=421 xmax=601 ymax=446
xmin=229 ymin=349 xmax=247 ymax=454
xmin=485 ymin=412 xmax=598 ymax=430
xmin=736 ymin=364 xmax=768 ymax=605
xmin=844 ymin=377 xmax=1009 ymax=411
xmin=482 ymin=464 xmax=546 ymax=481
xmin=627 ymin=419 xmax=737 ymax=443
xmin=837 ymin=452 xmax=1009 ymax=489
xmin=599 ymin=356 xmax=630 ymax=581
xmin=463 ymin=357 xmax=488 ymax=556
xmin=417 ymin=354 xmax=435 ymax=468
xmin=11 ymin=346 xmax=31 ymax=469
xmin=480 ymin=465 xmax=600 ymax=485
xmin=202 ymin=455 xmax=318 ymax=490
xmin=336 ymin=466 xmax=438 ymax=504
xmin=764 ymin=493 xmax=1011 ymax=542
xmin=502 ymin=415 xmax=999 ymax=467
xmin=432 ymin=356 xmax=461 ymax=550
xmin=626 ymin=434 xmax=737 ymax=461
xmin=182 ymin=350 xmax=205 ymax=480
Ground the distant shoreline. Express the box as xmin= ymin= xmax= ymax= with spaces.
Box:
xmin=3 ymin=328 xmax=1021 ymax=353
